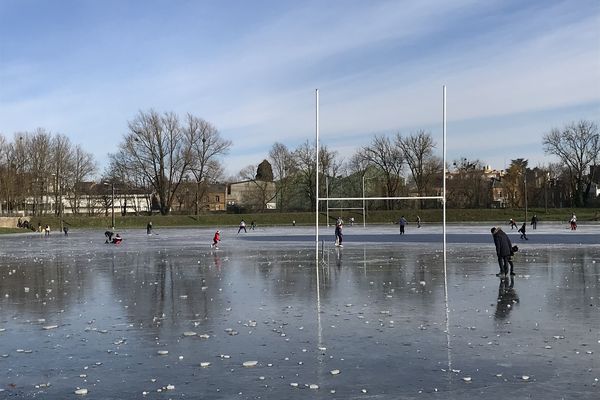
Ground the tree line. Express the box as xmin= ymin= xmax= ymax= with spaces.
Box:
xmin=1 ymin=111 xmax=598 ymax=216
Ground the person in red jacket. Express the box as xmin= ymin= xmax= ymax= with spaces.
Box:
xmin=211 ymin=230 xmax=220 ymax=249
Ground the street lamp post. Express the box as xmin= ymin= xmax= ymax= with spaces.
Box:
xmin=104 ymin=182 xmax=115 ymax=230
xmin=362 ymin=175 xmax=365 ymax=228
xmin=52 ymin=173 xmax=63 ymax=232
xmin=544 ymin=172 xmax=549 ymax=213
xmin=110 ymin=183 xmax=115 ymax=230
xmin=523 ymin=165 xmax=528 ymax=224
xmin=325 ymin=175 xmax=330 ymax=227
xmin=362 ymin=175 xmax=377 ymax=227
xmin=196 ymin=135 xmax=207 ymax=215
xmin=58 ymin=174 xmax=63 ymax=233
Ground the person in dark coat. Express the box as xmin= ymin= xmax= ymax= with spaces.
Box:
xmin=530 ymin=214 xmax=538 ymax=230
xmin=491 ymin=227 xmax=514 ymax=277
xmin=399 ymin=216 xmax=407 ymax=235
xmin=334 ymin=217 xmax=344 ymax=247
xmin=517 ymin=222 xmax=528 ymax=240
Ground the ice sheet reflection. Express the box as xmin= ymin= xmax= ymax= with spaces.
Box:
xmin=0 ymin=227 xmax=598 ymax=399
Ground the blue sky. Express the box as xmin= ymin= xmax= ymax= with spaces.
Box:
xmin=1 ymin=0 xmax=599 ymax=177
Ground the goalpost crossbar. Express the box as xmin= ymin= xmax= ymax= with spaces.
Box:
xmin=321 ymin=196 xmax=443 ymax=202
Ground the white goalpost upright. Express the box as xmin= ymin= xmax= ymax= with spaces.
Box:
xmin=313 ymin=86 xmax=451 ymax=371
xmin=314 ymin=86 xmax=448 ymax=258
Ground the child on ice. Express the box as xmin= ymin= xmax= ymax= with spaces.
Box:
xmin=211 ymin=230 xmax=220 ymax=249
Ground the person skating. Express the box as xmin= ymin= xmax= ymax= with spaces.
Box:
xmin=334 ymin=217 xmax=344 ymax=247
xmin=147 ymin=221 xmax=153 ymax=235
xmin=509 ymin=218 xmax=517 ymax=229
xmin=250 ymin=221 xmax=256 ymax=230
xmin=530 ymin=214 xmax=538 ymax=230
xmin=416 ymin=215 xmax=421 ymax=228
xmin=569 ymin=213 xmax=577 ymax=230
xmin=105 ymin=230 xmax=114 ymax=243
xmin=112 ymin=233 xmax=123 ymax=244
xmin=211 ymin=230 xmax=220 ymax=249
xmin=491 ymin=227 xmax=515 ymax=277
xmin=44 ymin=225 xmax=50 ymax=236
xmin=518 ymin=222 xmax=528 ymax=240
xmin=399 ymin=216 xmax=407 ymax=235
xmin=238 ymin=220 xmax=247 ymax=234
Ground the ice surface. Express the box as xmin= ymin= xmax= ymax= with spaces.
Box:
xmin=0 ymin=224 xmax=598 ymax=398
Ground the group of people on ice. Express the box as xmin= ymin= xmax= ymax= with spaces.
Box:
xmin=97 ymin=210 xmax=583 ymax=251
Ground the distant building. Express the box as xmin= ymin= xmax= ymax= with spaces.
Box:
xmin=171 ymin=182 xmax=227 ymax=212
xmin=227 ymin=180 xmax=276 ymax=211
xmin=15 ymin=182 xmax=153 ymax=216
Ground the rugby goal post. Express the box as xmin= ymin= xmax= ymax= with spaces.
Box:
xmin=314 ymin=86 xmax=451 ymax=372
xmin=314 ymin=87 xmax=448 ymax=266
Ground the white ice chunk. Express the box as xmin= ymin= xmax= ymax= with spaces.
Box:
xmin=243 ymin=360 xmax=258 ymax=367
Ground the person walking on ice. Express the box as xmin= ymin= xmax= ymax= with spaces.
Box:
xmin=518 ymin=222 xmax=528 ymax=240
xmin=238 ymin=219 xmax=247 ymax=233
xmin=211 ymin=230 xmax=220 ymax=249
xmin=399 ymin=216 xmax=407 ymax=235
xmin=334 ymin=217 xmax=344 ymax=247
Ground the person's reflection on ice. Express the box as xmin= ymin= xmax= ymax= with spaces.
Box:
xmin=335 ymin=247 xmax=342 ymax=269
xmin=213 ymin=253 xmax=221 ymax=272
xmin=495 ymin=276 xmax=519 ymax=320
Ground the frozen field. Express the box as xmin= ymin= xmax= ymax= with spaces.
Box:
xmin=0 ymin=223 xmax=598 ymax=399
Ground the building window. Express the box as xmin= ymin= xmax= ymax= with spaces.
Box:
xmin=215 ymin=204 xmax=220 ymax=210
xmin=216 ymin=195 xmax=220 ymax=202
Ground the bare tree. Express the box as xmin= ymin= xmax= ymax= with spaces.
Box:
xmin=543 ymin=120 xmax=600 ymax=207
xmin=0 ymin=134 xmax=8 ymax=214
xmin=447 ymin=157 xmax=486 ymax=208
xmin=69 ymin=145 xmax=97 ymax=214
xmin=293 ymin=141 xmax=317 ymax=211
xmin=269 ymin=142 xmax=296 ymax=212
xmin=343 ymin=152 xmax=370 ymax=198
xmin=361 ymin=135 xmax=404 ymax=209
xmin=51 ymin=134 xmax=74 ymax=219
xmin=319 ymin=145 xmax=342 ymax=205
xmin=112 ymin=110 xmax=193 ymax=215
xmin=183 ymin=114 xmax=231 ymax=214
xmin=396 ymin=130 xmax=439 ymax=207
xmin=9 ymin=134 xmax=29 ymax=213
xmin=28 ymin=129 xmax=53 ymax=215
